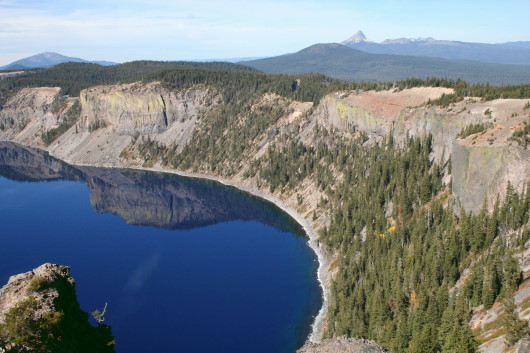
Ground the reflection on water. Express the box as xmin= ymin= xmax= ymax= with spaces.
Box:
xmin=0 ymin=142 xmax=303 ymax=234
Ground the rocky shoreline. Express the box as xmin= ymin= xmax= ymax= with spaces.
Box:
xmin=298 ymin=337 xmax=392 ymax=353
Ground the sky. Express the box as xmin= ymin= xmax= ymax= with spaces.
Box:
xmin=1 ymin=0 xmax=529 ymax=66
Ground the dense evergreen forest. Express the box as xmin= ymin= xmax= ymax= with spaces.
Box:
xmin=252 ymin=134 xmax=529 ymax=353
xmin=260 ymin=134 xmax=528 ymax=353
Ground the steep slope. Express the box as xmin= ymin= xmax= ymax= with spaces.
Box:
xmin=341 ymin=32 xmax=530 ymax=65
xmin=242 ymin=43 xmax=530 ymax=84
xmin=311 ymin=90 xmax=530 ymax=213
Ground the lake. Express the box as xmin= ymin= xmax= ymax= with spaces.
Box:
xmin=0 ymin=142 xmax=321 ymax=353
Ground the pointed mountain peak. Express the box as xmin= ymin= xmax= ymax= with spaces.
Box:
xmin=342 ymin=31 xmax=369 ymax=45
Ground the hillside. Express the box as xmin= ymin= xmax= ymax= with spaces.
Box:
xmin=341 ymin=31 xmax=530 ymax=65
xmin=241 ymin=43 xmax=530 ymax=84
xmin=0 ymin=66 xmax=529 ymax=353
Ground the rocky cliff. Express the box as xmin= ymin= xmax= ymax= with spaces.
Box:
xmin=0 ymin=83 xmax=218 ymax=167
xmin=314 ymin=88 xmax=478 ymax=161
xmin=0 ymin=87 xmax=61 ymax=138
xmin=0 ymin=263 xmax=115 ymax=353
xmin=0 ymin=263 xmax=73 ymax=323
xmin=452 ymin=142 xmax=530 ymax=212
xmin=313 ymin=89 xmax=530 ymax=213
xmin=80 ymin=82 xmax=213 ymax=136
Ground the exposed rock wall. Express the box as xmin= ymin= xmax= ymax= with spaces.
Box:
xmin=314 ymin=91 xmax=485 ymax=162
xmin=314 ymin=91 xmax=530 ymax=213
xmin=0 ymin=87 xmax=60 ymax=138
xmin=452 ymin=141 xmax=530 ymax=212
xmin=80 ymin=82 xmax=213 ymax=135
xmin=314 ymin=95 xmax=389 ymax=137
xmin=0 ymin=83 xmax=219 ymax=167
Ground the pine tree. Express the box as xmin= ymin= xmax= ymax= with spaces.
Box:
xmin=502 ymin=296 xmax=530 ymax=347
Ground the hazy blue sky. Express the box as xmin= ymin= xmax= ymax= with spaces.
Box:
xmin=1 ymin=0 xmax=529 ymax=65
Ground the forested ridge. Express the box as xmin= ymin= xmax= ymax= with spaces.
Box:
xmin=0 ymin=61 xmax=257 ymax=105
xmin=2 ymin=61 xmax=530 ymax=108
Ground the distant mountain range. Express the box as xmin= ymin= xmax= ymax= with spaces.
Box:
xmin=241 ymin=43 xmax=530 ymax=85
xmin=0 ymin=52 xmax=117 ymax=71
xmin=341 ymin=31 xmax=530 ymax=65
xmin=3 ymin=31 xmax=530 ymax=85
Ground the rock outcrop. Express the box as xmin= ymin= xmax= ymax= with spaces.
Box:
xmin=0 ymin=263 xmax=73 ymax=323
xmin=298 ymin=337 xmax=391 ymax=353
xmin=0 ymin=263 xmax=115 ymax=353
xmin=314 ymin=88 xmax=473 ymax=161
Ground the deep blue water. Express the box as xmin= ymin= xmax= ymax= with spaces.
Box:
xmin=0 ymin=142 xmax=321 ymax=353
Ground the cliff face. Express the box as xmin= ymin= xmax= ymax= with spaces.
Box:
xmin=452 ymin=142 xmax=530 ymax=212
xmin=0 ymin=87 xmax=60 ymax=138
xmin=314 ymin=95 xmax=389 ymax=137
xmin=314 ymin=90 xmax=530 ymax=213
xmin=314 ymin=88 xmax=484 ymax=162
xmin=80 ymin=82 xmax=213 ymax=136
xmin=0 ymin=83 xmax=218 ymax=167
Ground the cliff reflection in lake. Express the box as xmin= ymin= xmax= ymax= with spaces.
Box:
xmin=0 ymin=141 xmax=303 ymax=234
xmin=0 ymin=142 xmax=321 ymax=353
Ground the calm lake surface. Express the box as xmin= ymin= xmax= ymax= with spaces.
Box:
xmin=0 ymin=142 xmax=321 ymax=353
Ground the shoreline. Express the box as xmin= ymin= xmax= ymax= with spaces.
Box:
xmin=128 ymin=165 xmax=331 ymax=343
xmin=2 ymin=140 xmax=331 ymax=343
